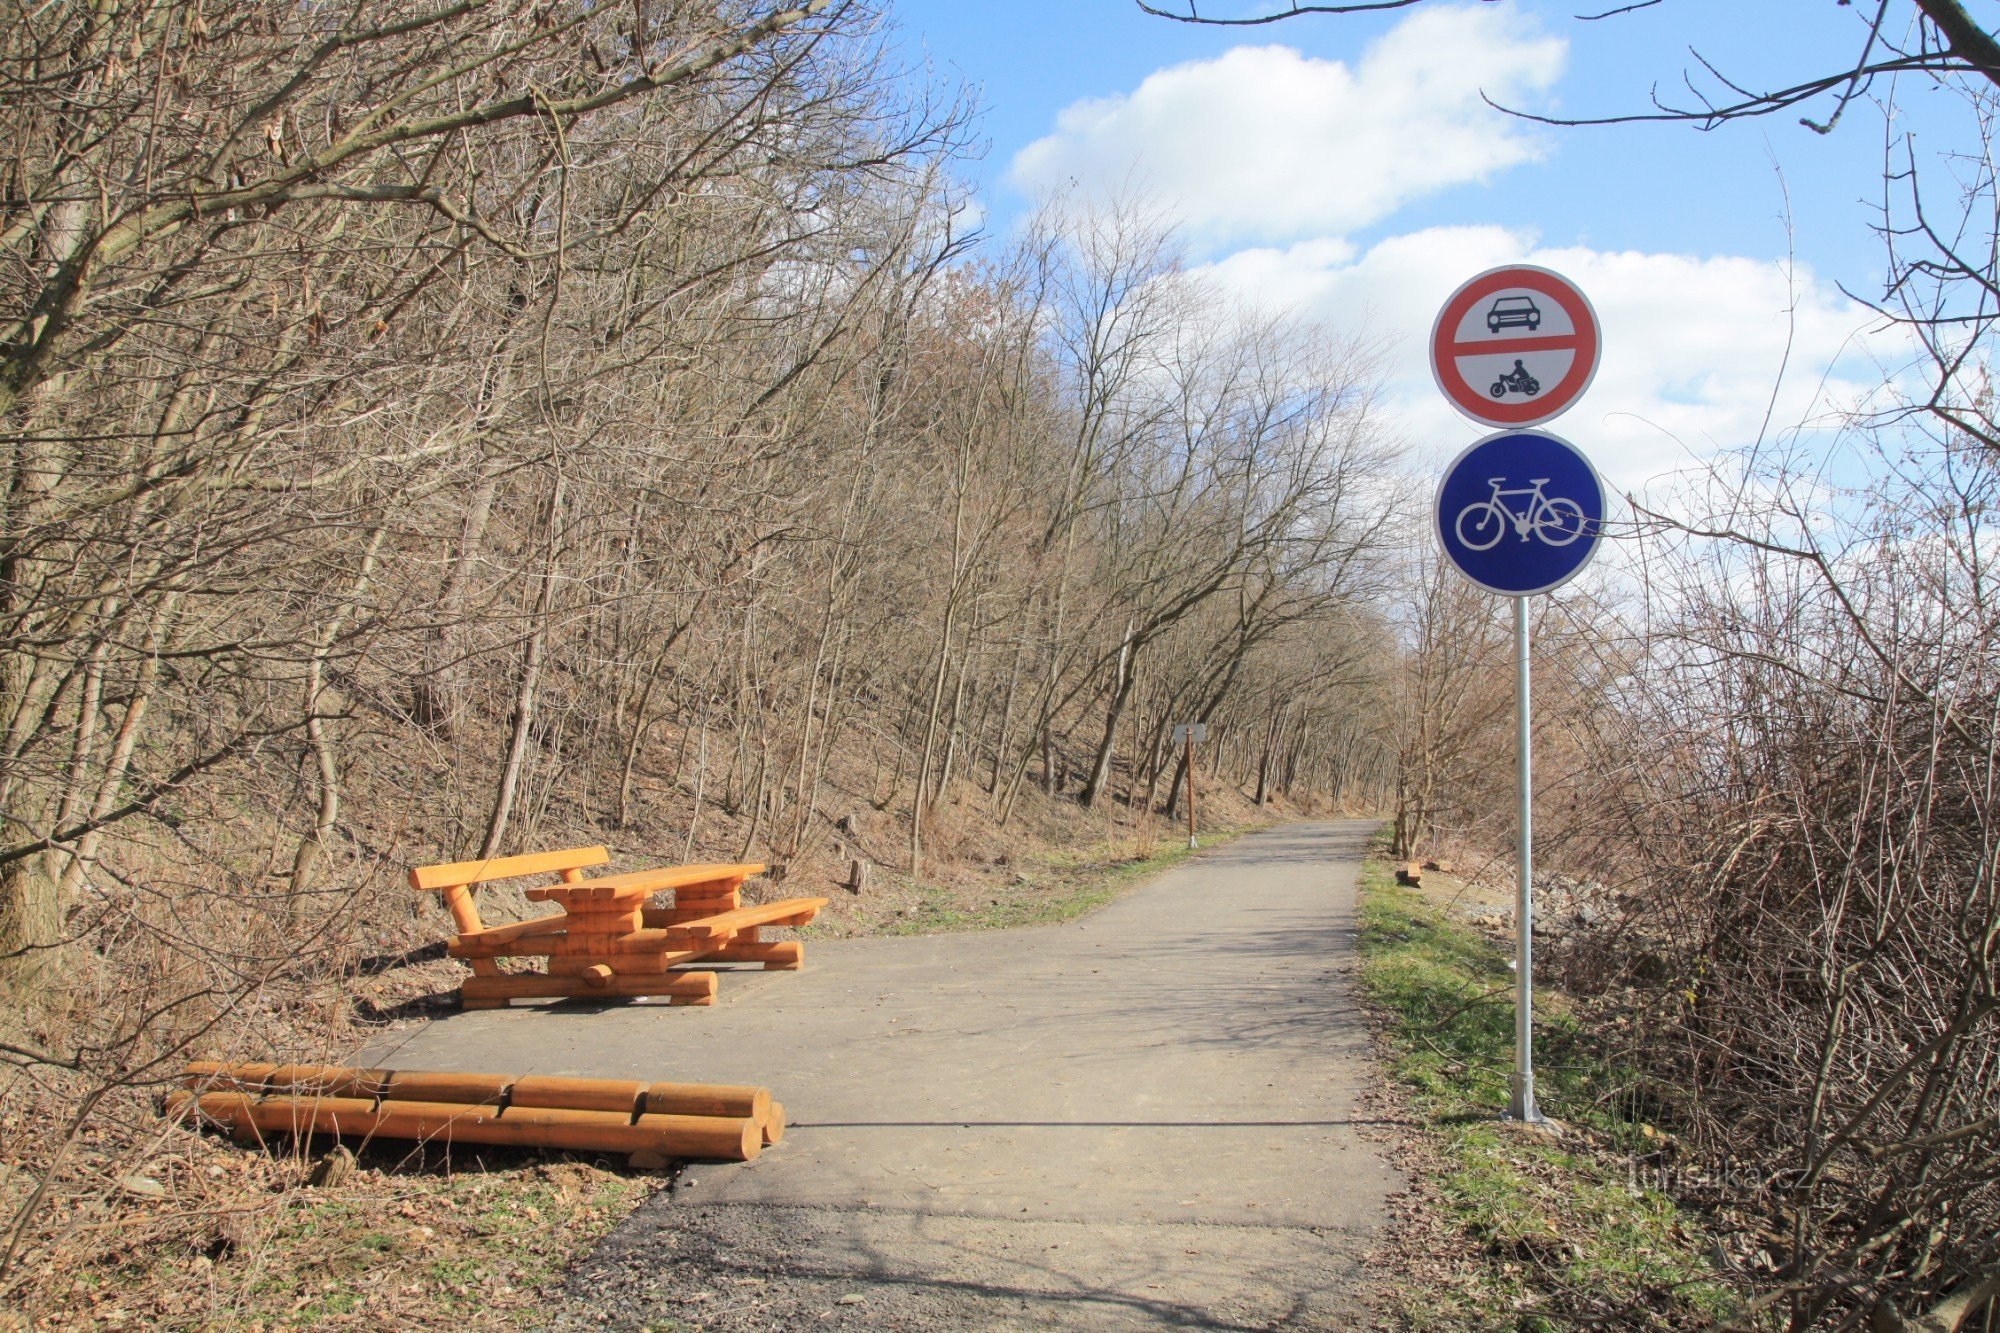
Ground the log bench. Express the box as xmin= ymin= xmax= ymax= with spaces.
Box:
xmin=408 ymin=847 xmax=827 ymax=1010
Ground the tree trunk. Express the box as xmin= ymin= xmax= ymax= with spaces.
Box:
xmin=412 ymin=462 xmax=498 ymax=738
xmin=480 ymin=473 xmax=564 ymax=860
xmin=1077 ymin=620 xmax=1136 ymax=810
xmin=290 ymin=525 xmax=387 ymax=905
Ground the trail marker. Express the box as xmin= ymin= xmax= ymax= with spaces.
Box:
xmin=1430 ymin=265 xmax=1600 ymax=428
xmin=1431 ymin=264 xmax=1608 ymax=1127
xmin=1173 ymin=723 xmax=1207 ymax=849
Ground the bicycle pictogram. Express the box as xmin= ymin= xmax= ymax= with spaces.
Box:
xmin=1453 ymin=476 xmax=1587 ymax=551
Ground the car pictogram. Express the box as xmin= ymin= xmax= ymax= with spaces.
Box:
xmin=1486 ymin=295 xmax=1541 ymax=333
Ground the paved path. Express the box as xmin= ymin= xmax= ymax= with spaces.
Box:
xmin=365 ymin=819 xmax=1401 ymax=1329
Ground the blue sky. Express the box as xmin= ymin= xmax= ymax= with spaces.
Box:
xmin=884 ymin=0 xmax=1946 ymax=490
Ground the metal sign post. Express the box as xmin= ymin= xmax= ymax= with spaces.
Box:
xmin=1172 ymin=723 xmax=1208 ymax=849
xmin=1431 ymin=264 xmax=1608 ymax=1124
xmin=1431 ymin=426 xmax=1606 ymax=1126
xmin=1511 ymin=595 xmax=1539 ymax=1123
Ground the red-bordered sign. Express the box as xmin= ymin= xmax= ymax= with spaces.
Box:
xmin=1429 ymin=265 xmax=1600 ymax=428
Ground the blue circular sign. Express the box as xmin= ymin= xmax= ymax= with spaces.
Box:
xmin=1434 ymin=429 xmax=1605 ymax=596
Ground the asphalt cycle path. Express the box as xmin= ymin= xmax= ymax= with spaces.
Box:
xmin=366 ymin=819 xmax=1402 ymax=1329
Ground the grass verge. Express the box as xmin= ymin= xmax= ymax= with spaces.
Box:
xmin=1358 ymin=856 xmax=1741 ymax=1330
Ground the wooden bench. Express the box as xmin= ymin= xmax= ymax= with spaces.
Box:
xmin=409 ymin=847 xmax=827 ymax=1010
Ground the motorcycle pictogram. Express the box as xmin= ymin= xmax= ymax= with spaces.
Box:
xmin=1490 ymin=359 xmax=1540 ymax=398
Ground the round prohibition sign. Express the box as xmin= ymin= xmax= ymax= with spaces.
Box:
xmin=1430 ymin=265 xmax=1600 ymax=428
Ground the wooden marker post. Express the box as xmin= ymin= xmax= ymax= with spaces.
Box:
xmin=1173 ymin=723 xmax=1208 ymax=849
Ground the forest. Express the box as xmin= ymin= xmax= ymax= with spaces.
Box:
xmin=3 ymin=1 xmax=1995 ymax=1328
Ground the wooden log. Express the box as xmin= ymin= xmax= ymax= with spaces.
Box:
xmin=383 ymin=1070 xmax=514 ymax=1105
xmin=580 ymin=963 xmax=614 ymax=988
xmin=644 ymin=906 xmax=737 ymax=929
xmin=461 ymin=934 xmax=576 ymax=961
xmin=459 ymin=970 xmax=718 ymax=1005
xmin=707 ymin=940 xmax=803 ymax=970
xmin=673 ymin=887 xmax=739 ymax=904
xmin=181 ymin=1061 xmax=393 ymax=1100
xmin=554 ymin=864 xmax=761 ymax=896
xmin=761 ymin=1102 xmax=786 ymax=1147
xmin=570 ymin=928 xmax=716 ymax=955
xmin=452 ymin=929 xmax=712 ymax=962
xmin=524 ymin=885 xmax=651 ymax=910
xmin=507 ymin=1075 xmax=647 ymax=1115
xmin=171 ymin=1091 xmax=759 ymax=1161
xmin=656 ymin=888 xmax=740 ymax=919
xmin=183 ymin=1065 xmax=776 ymax=1123
xmin=448 ymin=913 xmax=570 ymax=956
xmin=656 ymin=898 xmax=828 ymax=942
xmin=669 ymin=901 xmax=738 ymax=920
xmin=550 ymin=952 xmax=686 ymax=976
xmin=1396 ymin=862 xmax=1423 ymax=886
xmin=547 ymin=946 xmax=711 ymax=974
xmin=181 ymin=1059 xmax=281 ymax=1090
xmin=638 ymin=1080 xmax=769 ymax=1120
xmin=410 ymin=846 xmax=610 ymax=892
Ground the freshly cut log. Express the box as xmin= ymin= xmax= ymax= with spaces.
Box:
xmin=708 ymin=940 xmax=803 ymax=970
xmin=643 ymin=907 xmax=743 ymax=928
xmin=168 ymin=1091 xmax=760 ymax=1161
xmin=382 ymin=1071 xmax=514 ymax=1105
xmin=524 ymin=883 xmax=651 ymax=905
xmin=639 ymin=1081 xmax=769 ymax=1121
xmin=459 ymin=970 xmax=718 ymax=1005
xmin=506 ymin=1075 xmax=645 ymax=1115
xmin=182 ymin=1063 xmax=778 ymax=1118
xmin=408 ymin=846 xmax=609 ymax=892
xmin=447 ymin=913 xmax=570 ymax=955
xmin=656 ymin=898 xmax=828 ymax=942
xmin=551 ymin=864 xmax=760 ymax=896
xmin=761 ymin=1102 xmax=786 ymax=1146
xmin=463 ymin=931 xmax=710 ymax=961
xmin=181 ymin=1061 xmax=392 ymax=1099
xmin=580 ymin=963 xmax=614 ymax=988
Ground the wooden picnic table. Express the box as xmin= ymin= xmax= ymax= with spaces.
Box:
xmin=408 ymin=848 xmax=827 ymax=1010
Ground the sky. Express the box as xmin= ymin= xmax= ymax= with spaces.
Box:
xmin=883 ymin=0 xmax=1952 ymax=497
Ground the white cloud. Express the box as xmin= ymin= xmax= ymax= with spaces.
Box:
xmin=1008 ymin=5 xmax=1566 ymax=247
xmin=1198 ymin=227 xmax=1898 ymax=492
xmin=1007 ymin=2 xmax=1899 ymax=498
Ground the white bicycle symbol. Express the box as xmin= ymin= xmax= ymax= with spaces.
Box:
xmin=1454 ymin=477 xmax=1587 ymax=551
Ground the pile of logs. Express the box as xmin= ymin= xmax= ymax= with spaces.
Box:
xmin=169 ymin=1062 xmax=784 ymax=1167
